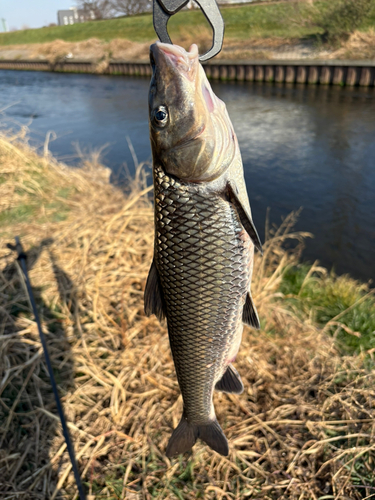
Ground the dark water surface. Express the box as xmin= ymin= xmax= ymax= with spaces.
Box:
xmin=1 ymin=70 xmax=374 ymax=281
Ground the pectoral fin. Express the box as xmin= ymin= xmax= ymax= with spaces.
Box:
xmin=243 ymin=292 xmax=260 ymax=329
xmin=227 ymin=182 xmax=263 ymax=254
xmin=144 ymin=259 xmax=166 ymax=321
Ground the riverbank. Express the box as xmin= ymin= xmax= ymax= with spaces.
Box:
xmin=0 ymin=136 xmax=374 ymax=498
xmin=1 ymin=29 xmax=375 ymax=64
xmin=1 ymin=1 xmax=375 ymax=63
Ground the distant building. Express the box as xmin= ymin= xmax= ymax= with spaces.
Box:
xmin=57 ymin=7 xmax=95 ymax=26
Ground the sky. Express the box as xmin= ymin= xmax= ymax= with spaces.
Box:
xmin=0 ymin=0 xmax=75 ymax=30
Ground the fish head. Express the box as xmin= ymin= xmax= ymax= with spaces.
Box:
xmin=149 ymin=42 xmax=237 ymax=183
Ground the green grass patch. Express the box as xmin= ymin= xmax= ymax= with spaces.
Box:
xmin=0 ymin=203 xmax=37 ymax=225
xmin=219 ymin=2 xmax=321 ymax=39
xmin=280 ymin=264 xmax=375 ymax=354
xmin=0 ymin=201 xmax=71 ymax=226
xmin=0 ymin=170 xmax=75 ymax=227
xmin=0 ymin=15 xmax=155 ymax=46
xmin=46 ymin=201 xmax=71 ymax=222
xmin=2 ymin=2 xmax=375 ymax=47
xmin=56 ymin=186 xmax=74 ymax=199
xmin=297 ymin=0 xmax=375 ymax=45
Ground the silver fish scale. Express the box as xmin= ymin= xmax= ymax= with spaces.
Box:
xmin=154 ymin=165 xmax=251 ymax=424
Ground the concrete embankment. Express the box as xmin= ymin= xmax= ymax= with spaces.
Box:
xmin=1 ymin=59 xmax=375 ymax=86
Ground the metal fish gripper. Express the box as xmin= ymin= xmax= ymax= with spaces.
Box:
xmin=153 ymin=0 xmax=225 ymax=61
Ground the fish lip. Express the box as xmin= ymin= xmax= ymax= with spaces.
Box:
xmin=152 ymin=42 xmax=199 ymax=81
xmin=155 ymin=42 xmax=198 ymax=62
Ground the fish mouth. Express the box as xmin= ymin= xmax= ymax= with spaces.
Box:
xmin=153 ymin=42 xmax=199 ymax=81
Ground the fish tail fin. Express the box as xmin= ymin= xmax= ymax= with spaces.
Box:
xmin=166 ymin=415 xmax=196 ymax=457
xmin=197 ymin=419 xmax=229 ymax=456
xmin=166 ymin=414 xmax=229 ymax=457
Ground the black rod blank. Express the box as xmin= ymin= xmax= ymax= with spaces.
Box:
xmin=14 ymin=236 xmax=86 ymax=500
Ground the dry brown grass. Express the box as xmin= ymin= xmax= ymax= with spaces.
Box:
xmin=33 ymin=38 xmax=151 ymax=65
xmin=0 ymin=36 xmax=304 ymax=64
xmin=0 ymin=38 xmax=151 ymax=65
xmin=330 ymin=28 xmax=375 ymax=60
xmin=216 ymin=37 xmax=292 ymax=60
xmin=2 ymin=29 xmax=375 ymax=64
xmin=1 ymin=136 xmax=375 ymax=499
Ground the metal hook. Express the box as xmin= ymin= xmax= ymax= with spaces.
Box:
xmin=153 ymin=0 xmax=225 ymax=62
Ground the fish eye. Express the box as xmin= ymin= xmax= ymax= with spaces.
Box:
xmin=153 ymin=106 xmax=168 ymax=127
xmin=156 ymin=110 xmax=166 ymax=120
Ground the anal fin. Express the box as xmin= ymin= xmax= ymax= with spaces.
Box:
xmin=243 ymin=292 xmax=260 ymax=329
xmin=215 ymin=364 xmax=244 ymax=394
xmin=144 ymin=259 xmax=166 ymax=321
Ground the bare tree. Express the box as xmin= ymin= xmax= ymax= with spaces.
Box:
xmin=111 ymin=0 xmax=152 ymax=16
xmin=75 ymin=0 xmax=115 ymax=20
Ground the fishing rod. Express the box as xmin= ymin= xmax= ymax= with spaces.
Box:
xmin=10 ymin=236 xmax=86 ymax=500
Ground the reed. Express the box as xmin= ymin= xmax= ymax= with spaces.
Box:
xmin=1 ymin=135 xmax=374 ymax=499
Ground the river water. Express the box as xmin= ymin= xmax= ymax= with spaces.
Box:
xmin=1 ymin=70 xmax=374 ymax=281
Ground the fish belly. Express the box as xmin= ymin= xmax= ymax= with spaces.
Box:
xmin=154 ymin=165 xmax=252 ymax=425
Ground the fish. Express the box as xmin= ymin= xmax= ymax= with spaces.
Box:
xmin=144 ymin=42 xmax=262 ymax=458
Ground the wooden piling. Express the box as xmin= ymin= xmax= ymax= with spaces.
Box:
xmin=0 ymin=59 xmax=374 ymax=87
